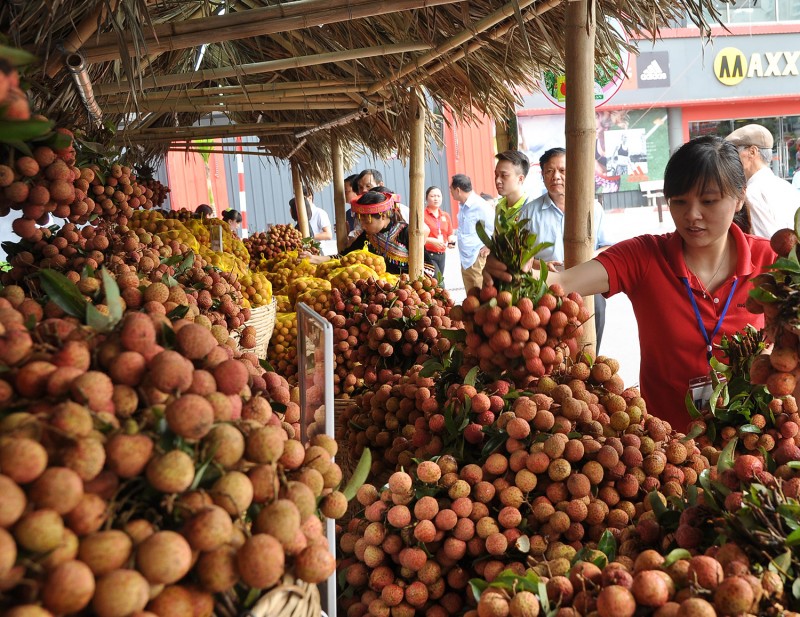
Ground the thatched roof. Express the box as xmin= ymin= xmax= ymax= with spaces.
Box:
xmin=2 ymin=0 xmax=727 ymax=185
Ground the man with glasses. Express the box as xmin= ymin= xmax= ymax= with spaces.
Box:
xmin=726 ymin=124 xmax=800 ymax=238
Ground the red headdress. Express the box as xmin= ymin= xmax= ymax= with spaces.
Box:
xmin=351 ymin=192 xmax=395 ymax=215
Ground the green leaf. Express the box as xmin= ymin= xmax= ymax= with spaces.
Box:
xmin=769 ymin=550 xmax=792 ymax=576
xmin=749 ymin=287 xmax=780 ymax=303
xmin=161 ymin=254 xmax=184 ymax=267
xmin=684 ymin=389 xmax=702 ymax=419
xmin=481 ymin=430 xmax=508 ymax=458
xmin=86 ymin=304 xmax=114 ymax=332
xmin=795 ymin=206 xmax=800 ymax=238
xmin=259 ymin=359 xmax=275 ymax=372
xmin=0 ymin=44 xmax=38 ymax=65
xmin=770 ymin=257 xmax=800 ymax=274
xmin=463 ymin=366 xmax=479 ymax=387
xmin=438 ymin=328 xmax=467 ymax=342
xmin=682 ymin=422 xmax=705 ymax=442
xmin=101 ymin=268 xmax=123 ymax=325
xmin=38 ymin=269 xmax=87 ymax=319
xmin=167 ymin=305 xmax=191 ymax=320
xmin=738 ymin=424 xmax=762 ymax=434
xmin=176 ymin=252 xmax=195 ymax=275
xmin=0 ymin=119 xmax=53 ymax=142
xmin=717 ymin=437 xmax=738 ymax=473
xmin=698 ymin=469 xmax=721 ymax=511
xmin=469 ymin=578 xmax=489 ymax=602
xmin=785 ymin=527 xmax=800 ymax=547
xmin=662 ymin=548 xmax=692 ymax=568
xmin=597 ymin=529 xmax=617 ymax=561
xmin=792 ymin=577 xmax=800 ymax=600
xmin=648 ymin=490 xmax=667 ymax=519
xmin=342 ymin=448 xmax=371 ymax=501
xmin=419 ymin=360 xmax=444 ymax=378
xmin=475 ymin=221 xmax=492 ymax=248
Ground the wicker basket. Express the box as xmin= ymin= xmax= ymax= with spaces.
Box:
xmin=214 ymin=575 xmax=320 ymax=617
xmin=235 ymin=298 xmax=277 ymax=359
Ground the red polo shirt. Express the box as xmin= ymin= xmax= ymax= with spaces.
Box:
xmin=594 ymin=225 xmax=775 ymax=433
xmin=424 ymin=209 xmax=454 ymax=253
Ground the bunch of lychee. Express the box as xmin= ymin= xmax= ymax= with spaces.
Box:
xmin=453 ymin=284 xmax=588 ymax=387
xmin=471 ymin=545 xmax=785 ymax=617
xmin=323 ymin=275 xmax=455 ymax=396
xmin=138 ymin=177 xmax=170 ymax=207
xmin=268 ymin=311 xmax=299 ymax=380
xmin=265 ymin=253 xmax=317 ymax=295
xmin=339 ymin=250 xmax=387 ymax=276
xmin=0 ymin=294 xmax=349 ymax=615
xmin=244 ymin=224 xmax=307 ymax=267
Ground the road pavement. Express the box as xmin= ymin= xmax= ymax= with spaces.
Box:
xmin=441 ymin=205 xmax=676 ymax=390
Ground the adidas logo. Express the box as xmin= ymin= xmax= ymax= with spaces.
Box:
xmin=640 ymin=60 xmax=667 ymax=81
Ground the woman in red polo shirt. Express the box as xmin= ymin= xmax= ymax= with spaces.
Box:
xmin=487 ymin=135 xmax=776 ymax=433
xmin=423 ymin=186 xmax=455 ymax=281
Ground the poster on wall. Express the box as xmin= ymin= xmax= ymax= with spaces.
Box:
xmin=517 ymin=107 xmax=670 ymax=195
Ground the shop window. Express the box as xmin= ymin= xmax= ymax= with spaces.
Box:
xmin=777 ymin=0 xmax=800 ymax=20
xmin=703 ymin=0 xmax=780 ymax=24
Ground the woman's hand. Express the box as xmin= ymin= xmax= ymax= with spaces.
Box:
xmin=300 ymin=252 xmax=327 ymax=265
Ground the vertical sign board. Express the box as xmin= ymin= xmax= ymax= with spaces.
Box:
xmin=297 ymin=302 xmax=336 ymax=617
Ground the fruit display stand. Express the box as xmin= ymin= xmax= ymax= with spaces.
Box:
xmin=298 ymin=300 xmax=339 ymax=617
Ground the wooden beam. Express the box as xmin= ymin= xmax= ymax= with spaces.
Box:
xmin=44 ymin=0 xmax=119 ymax=78
xmin=79 ymin=0 xmax=460 ymax=64
xmin=292 ymin=161 xmax=309 ymax=238
xmin=167 ymin=148 xmax=282 ymax=156
xmin=103 ymin=100 xmax=362 ymax=113
xmin=101 ymin=81 xmax=358 ymax=104
xmin=366 ymin=0 xmax=537 ymax=96
xmin=331 ymin=134 xmax=347 ymax=253
xmin=114 ymin=123 xmax=313 ymax=144
xmin=564 ymin=0 xmax=597 ymax=352
xmin=407 ymin=89 xmax=426 ymax=280
xmin=105 ymin=93 xmax=357 ymax=110
xmin=94 ymin=42 xmax=430 ymax=96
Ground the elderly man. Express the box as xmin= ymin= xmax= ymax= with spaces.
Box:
xmin=726 ymin=123 xmax=800 ymax=238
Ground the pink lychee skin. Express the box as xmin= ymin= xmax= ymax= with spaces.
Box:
xmin=733 ymin=454 xmax=763 ymax=482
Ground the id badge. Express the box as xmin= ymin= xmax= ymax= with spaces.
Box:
xmin=687 ymin=375 xmax=725 ymax=411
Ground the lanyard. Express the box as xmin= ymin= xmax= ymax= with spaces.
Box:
xmin=680 ymin=277 xmax=739 ymax=361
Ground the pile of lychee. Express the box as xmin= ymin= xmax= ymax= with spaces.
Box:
xmin=268 ymin=311 xmax=299 ymax=380
xmin=244 ymin=224 xmax=307 ymax=267
xmin=0 ymin=287 xmax=349 ymax=615
xmin=323 ymin=275 xmax=455 ymax=396
xmin=453 ymin=283 xmax=588 ymax=387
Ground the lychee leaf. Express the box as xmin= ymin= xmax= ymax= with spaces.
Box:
xmin=0 ymin=120 xmax=52 ymax=142
xmin=738 ymin=423 xmax=761 ymax=434
xmin=597 ymin=529 xmax=616 ymax=561
xmin=463 ymin=366 xmax=479 ymax=387
xmin=662 ymin=548 xmax=692 ymax=568
xmin=342 ymin=448 xmax=371 ymax=502
xmin=38 ymin=268 xmax=88 ymax=319
xmin=795 ymin=206 xmax=800 ymax=238
xmin=769 ymin=257 xmax=800 ymax=274
xmin=86 ymin=303 xmax=114 ymax=332
xmin=681 ymin=423 xmax=705 ymax=442
xmin=468 ymin=578 xmax=488 ymax=602
xmin=684 ymin=390 xmax=702 ymax=419
xmin=717 ymin=436 xmax=738 ymax=473
xmin=792 ymin=577 xmax=800 ymax=599
xmin=749 ymin=287 xmax=780 ymax=303
xmin=101 ymin=268 xmax=123 ymax=325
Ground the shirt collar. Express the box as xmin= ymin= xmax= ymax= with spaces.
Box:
xmin=497 ymin=194 xmax=528 ymax=210
xmin=666 ymin=224 xmax=756 ymax=280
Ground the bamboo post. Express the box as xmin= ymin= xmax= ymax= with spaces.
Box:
xmin=564 ymin=0 xmax=597 ymax=351
xmin=495 ymin=120 xmax=510 ymax=154
xmin=44 ymin=0 xmax=119 ymax=77
xmin=331 ymin=134 xmax=348 ymax=253
xmin=291 ymin=161 xmax=310 ymax=238
xmin=408 ymin=89 xmax=426 ymax=279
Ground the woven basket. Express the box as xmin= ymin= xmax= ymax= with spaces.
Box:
xmin=249 ymin=575 xmax=320 ymax=617
xmin=236 ymin=298 xmax=277 ymax=359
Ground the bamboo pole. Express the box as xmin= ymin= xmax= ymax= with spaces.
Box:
xmin=495 ymin=121 xmax=510 ymax=154
xmin=167 ymin=148 xmax=283 ymax=156
xmin=101 ymin=82 xmax=361 ymax=104
xmin=114 ymin=122 xmax=314 ymax=143
xmin=103 ymin=100 xmax=362 ymax=114
xmin=79 ymin=0 xmax=459 ymax=64
xmin=564 ymin=0 xmax=597 ymax=352
xmin=366 ymin=0 xmax=537 ymax=96
xmin=95 ymin=43 xmax=430 ymax=96
xmin=407 ymin=89 xmax=426 ymax=279
xmin=106 ymin=93 xmax=357 ymax=107
xmin=44 ymin=0 xmax=119 ymax=78
xmin=292 ymin=161 xmax=310 ymax=238
xmin=331 ymin=134 xmax=348 ymax=253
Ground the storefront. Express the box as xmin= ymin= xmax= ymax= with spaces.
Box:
xmin=516 ymin=23 xmax=800 ymax=208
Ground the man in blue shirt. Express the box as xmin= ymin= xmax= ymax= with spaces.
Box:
xmin=451 ymin=174 xmax=494 ymax=292
xmin=521 ymin=147 xmax=612 ymax=348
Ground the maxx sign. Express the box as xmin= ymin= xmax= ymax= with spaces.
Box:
xmin=714 ymin=46 xmax=800 ymax=85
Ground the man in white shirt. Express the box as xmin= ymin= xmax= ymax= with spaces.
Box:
xmin=451 ymin=174 xmax=494 ymax=292
xmin=726 ymin=124 xmax=800 ymax=238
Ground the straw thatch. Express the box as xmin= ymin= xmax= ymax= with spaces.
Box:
xmin=2 ymin=0 xmax=729 ymax=185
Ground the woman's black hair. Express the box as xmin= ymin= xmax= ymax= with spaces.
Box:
xmin=663 ymin=135 xmax=746 ymax=201
xmin=222 ymin=209 xmax=242 ymax=224
xmin=425 ymin=186 xmax=441 ymax=200
xmin=355 ymin=191 xmax=399 ymax=224
xmin=195 ymin=204 xmax=214 ymax=217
